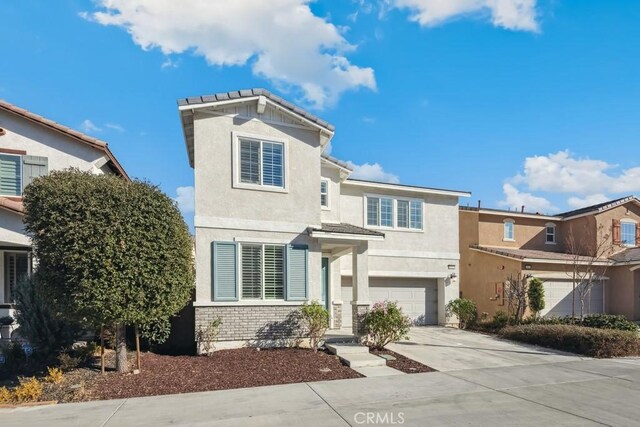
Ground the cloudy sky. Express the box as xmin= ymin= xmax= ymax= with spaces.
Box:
xmin=2 ymin=0 xmax=639 ymax=225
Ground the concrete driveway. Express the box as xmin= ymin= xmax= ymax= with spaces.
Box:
xmin=387 ymin=326 xmax=585 ymax=371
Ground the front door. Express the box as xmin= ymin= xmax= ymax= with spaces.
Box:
xmin=321 ymin=257 xmax=329 ymax=310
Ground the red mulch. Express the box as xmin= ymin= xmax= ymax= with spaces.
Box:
xmin=85 ymin=348 xmax=362 ymax=400
xmin=370 ymin=349 xmax=436 ymax=374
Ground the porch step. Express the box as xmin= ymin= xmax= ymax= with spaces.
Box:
xmin=326 ymin=343 xmax=370 ymax=356
xmin=339 ymin=353 xmax=387 ymax=368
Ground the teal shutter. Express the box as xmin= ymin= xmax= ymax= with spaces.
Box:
xmin=286 ymin=245 xmax=308 ymax=301
xmin=212 ymin=242 xmax=238 ymax=301
xmin=22 ymin=156 xmax=48 ymax=189
xmin=0 ymin=154 xmax=22 ymax=196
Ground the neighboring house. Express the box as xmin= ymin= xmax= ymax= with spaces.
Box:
xmin=0 ymin=100 xmax=128 ymax=325
xmin=178 ymin=88 xmax=469 ymax=349
xmin=460 ymin=197 xmax=640 ymax=319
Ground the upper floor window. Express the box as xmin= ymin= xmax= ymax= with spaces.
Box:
xmin=621 ymin=221 xmax=637 ymax=246
xmin=366 ymin=195 xmax=423 ymax=230
xmin=0 ymin=154 xmax=22 ymax=196
xmin=234 ymin=133 xmax=287 ymax=192
xmin=504 ymin=219 xmax=515 ymax=241
xmin=320 ymin=179 xmax=329 ymax=207
xmin=545 ymin=223 xmax=556 ymax=244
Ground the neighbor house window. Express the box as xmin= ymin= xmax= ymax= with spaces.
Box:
xmin=0 ymin=154 xmax=22 ymax=196
xmin=320 ymin=180 xmax=329 ymax=207
xmin=4 ymin=252 xmax=29 ymax=303
xmin=241 ymin=244 xmax=285 ymax=300
xmin=367 ymin=196 xmax=423 ymax=230
xmin=239 ymin=138 xmax=284 ymax=188
xmin=504 ymin=219 xmax=515 ymax=241
xmin=546 ymin=223 xmax=556 ymax=244
xmin=621 ymin=222 xmax=637 ymax=246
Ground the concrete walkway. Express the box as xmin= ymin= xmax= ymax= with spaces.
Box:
xmin=3 ymin=358 xmax=640 ymax=426
xmin=387 ymin=326 xmax=585 ymax=371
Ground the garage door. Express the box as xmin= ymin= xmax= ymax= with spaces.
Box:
xmin=540 ymin=280 xmax=604 ymax=318
xmin=342 ymin=277 xmax=438 ymax=327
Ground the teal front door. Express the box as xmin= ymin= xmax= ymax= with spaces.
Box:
xmin=321 ymin=257 xmax=329 ymax=310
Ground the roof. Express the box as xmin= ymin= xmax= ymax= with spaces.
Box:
xmin=609 ymin=247 xmax=640 ymax=263
xmin=321 ymin=153 xmax=352 ymax=172
xmin=309 ymin=223 xmax=385 ymax=237
xmin=470 ymin=245 xmax=605 ymax=264
xmin=460 ymin=205 xmax=561 ymax=220
xmin=0 ymin=99 xmax=129 ymax=181
xmin=0 ymin=197 xmax=24 ymax=215
xmin=557 ymin=196 xmax=640 ymax=219
xmin=344 ymin=178 xmax=471 ymax=198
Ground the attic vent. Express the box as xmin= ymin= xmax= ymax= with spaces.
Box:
xmin=0 ymin=128 xmax=5 ymax=136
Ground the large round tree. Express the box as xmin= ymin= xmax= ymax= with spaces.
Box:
xmin=23 ymin=169 xmax=194 ymax=372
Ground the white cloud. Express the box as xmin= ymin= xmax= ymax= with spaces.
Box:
xmin=567 ymin=194 xmax=610 ymax=210
xmin=175 ymin=186 xmax=195 ymax=213
xmin=161 ymin=56 xmax=180 ymax=69
xmin=346 ymin=161 xmax=400 ymax=183
xmin=105 ymin=123 xmax=125 ymax=132
xmin=390 ymin=0 xmax=539 ymax=32
xmin=79 ymin=119 xmax=101 ymax=133
xmin=83 ymin=0 xmax=376 ymax=109
xmin=499 ymin=183 xmax=555 ymax=213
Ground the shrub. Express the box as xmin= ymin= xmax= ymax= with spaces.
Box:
xmin=527 ymin=278 xmax=545 ymax=317
xmin=363 ymin=301 xmax=412 ymax=350
xmin=300 ymin=301 xmax=329 ymax=352
xmin=500 ymin=324 xmax=640 ymax=358
xmin=0 ymin=386 xmax=11 ymax=403
xmin=196 ymin=317 xmax=223 ymax=355
xmin=493 ymin=310 xmax=510 ymax=328
xmin=45 ymin=367 xmax=64 ymax=384
xmin=13 ymin=377 xmax=43 ymax=403
xmin=57 ymin=353 xmax=81 ymax=371
xmin=75 ymin=342 xmax=101 ymax=364
xmin=580 ymin=314 xmax=638 ymax=332
xmin=446 ymin=298 xmax=477 ymax=329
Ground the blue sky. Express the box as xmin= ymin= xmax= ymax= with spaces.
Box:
xmin=2 ymin=0 xmax=640 ymax=227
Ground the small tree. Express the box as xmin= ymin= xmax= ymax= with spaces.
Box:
xmin=23 ymin=170 xmax=195 ymax=373
xmin=504 ymin=273 xmax=529 ymax=323
xmin=300 ymin=301 xmax=329 ymax=352
xmin=527 ymin=278 xmax=545 ymax=319
xmin=445 ymin=298 xmax=477 ymax=329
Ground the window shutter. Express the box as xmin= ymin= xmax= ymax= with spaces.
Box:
xmin=0 ymin=154 xmax=21 ymax=196
xmin=212 ymin=242 xmax=238 ymax=301
xmin=636 ymin=224 xmax=640 ymax=246
xmin=612 ymin=219 xmax=621 ymax=245
xmin=286 ymin=245 xmax=308 ymax=301
xmin=22 ymin=156 xmax=48 ymax=189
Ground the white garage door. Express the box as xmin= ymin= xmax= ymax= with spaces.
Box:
xmin=342 ymin=277 xmax=438 ymax=327
xmin=540 ymin=280 xmax=604 ymax=318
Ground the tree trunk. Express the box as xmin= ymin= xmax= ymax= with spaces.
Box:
xmin=100 ymin=325 xmax=105 ymax=375
xmin=115 ymin=323 xmax=128 ymax=373
xmin=135 ymin=325 xmax=141 ymax=371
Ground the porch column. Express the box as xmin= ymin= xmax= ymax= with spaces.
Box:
xmin=330 ymin=256 xmax=343 ymax=329
xmin=351 ymin=242 xmax=370 ymax=336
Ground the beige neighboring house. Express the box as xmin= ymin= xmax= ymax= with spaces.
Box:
xmin=0 ymin=100 xmax=128 ymax=330
xmin=460 ymin=197 xmax=640 ymax=320
xmin=178 ymin=88 xmax=470 ymax=350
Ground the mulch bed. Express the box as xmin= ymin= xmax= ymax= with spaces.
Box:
xmin=79 ymin=348 xmax=361 ymax=401
xmin=370 ymin=349 xmax=436 ymax=374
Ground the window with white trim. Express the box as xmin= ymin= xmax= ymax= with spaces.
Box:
xmin=4 ymin=252 xmax=29 ymax=303
xmin=239 ymin=138 xmax=284 ymax=188
xmin=366 ymin=195 xmax=423 ymax=230
xmin=320 ymin=180 xmax=329 ymax=207
xmin=545 ymin=223 xmax=556 ymax=244
xmin=240 ymin=244 xmax=285 ymax=300
xmin=504 ymin=219 xmax=515 ymax=241
xmin=0 ymin=154 xmax=22 ymax=196
xmin=621 ymin=222 xmax=637 ymax=246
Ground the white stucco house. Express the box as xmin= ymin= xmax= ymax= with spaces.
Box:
xmin=0 ymin=100 xmax=128 ymax=327
xmin=178 ymin=89 xmax=469 ymax=349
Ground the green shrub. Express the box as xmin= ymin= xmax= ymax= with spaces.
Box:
xmin=57 ymin=352 xmax=81 ymax=371
xmin=580 ymin=314 xmax=638 ymax=331
xmin=300 ymin=301 xmax=329 ymax=352
xmin=527 ymin=278 xmax=545 ymax=317
xmin=500 ymin=324 xmax=640 ymax=358
xmin=196 ymin=317 xmax=223 ymax=355
xmin=363 ymin=301 xmax=412 ymax=350
xmin=445 ymin=298 xmax=477 ymax=329
xmin=493 ymin=310 xmax=510 ymax=328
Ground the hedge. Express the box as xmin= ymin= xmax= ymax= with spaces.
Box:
xmin=500 ymin=324 xmax=640 ymax=358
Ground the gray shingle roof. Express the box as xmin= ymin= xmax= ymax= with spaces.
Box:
xmin=557 ymin=196 xmax=639 ymax=218
xmin=309 ymin=223 xmax=384 ymax=237
xmin=178 ymin=88 xmax=335 ymax=132
xmin=470 ymin=245 xmax=599 ymax=263
xmin=321 ymin=153 xmax=352 ymax=171
xmin=609 ymin=247 xmax=640 ymax=263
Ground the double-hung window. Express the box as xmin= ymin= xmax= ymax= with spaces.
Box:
xmin=238 ymin=137 xmax=284 ymax=189
xmin=241 ymin=244 xmax=285 ymax=300
xmin=320 ymin=180 xmax=329 ymax=207
xmin=366 ymin=196 xmax=423 ymax=230
xmin=504 ymin=219 xmax=515 ymax=241
xmin=621 ymin=222 xmax=637 ymax=246
xmin=545 ymin=223 xmax=556 ymax=244
xmin=0 ymin=154 xmax=22 ymax=196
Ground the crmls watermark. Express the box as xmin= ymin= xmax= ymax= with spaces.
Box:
xmin=354 ymin=412 xmax=405 ymax=425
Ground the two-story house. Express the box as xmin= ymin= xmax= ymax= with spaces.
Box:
xmin=178 ymin=89 xmax=469 ymax=350
xmin=0 ymin=100 xmax=128 ymax=326
xmin=460 ymin=197 xmax=640 ymax=320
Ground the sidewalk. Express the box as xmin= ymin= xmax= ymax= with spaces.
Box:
xmin=2 ymin=358 xmax=640 ymax=426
